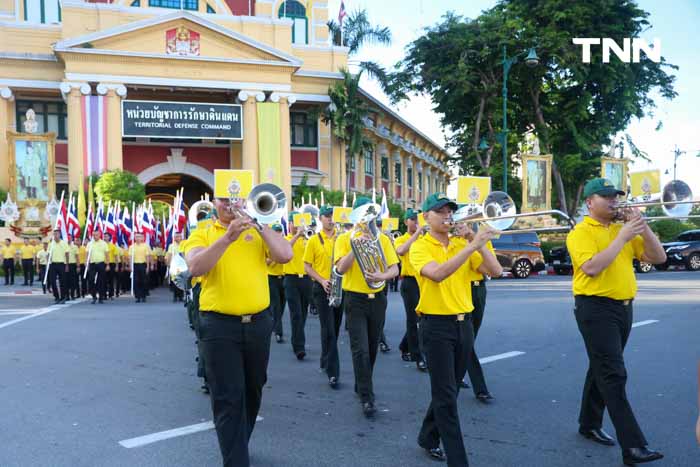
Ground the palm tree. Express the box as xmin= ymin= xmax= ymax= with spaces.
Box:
xmin=327 ymin=9 xmax=391 ymax=54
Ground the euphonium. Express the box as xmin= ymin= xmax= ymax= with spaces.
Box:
xmin=328 ymin=266 xmax=343 ymax=307
xmin=348 ymin=202 xmax=388 ymax=290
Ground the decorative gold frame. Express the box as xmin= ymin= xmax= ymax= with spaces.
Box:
xmin=521 ymin=154 xmax=552 ymax=213
xmin=600 ymin=157 xmax=629 ymax=192
xmin=7 ymin=131 xmax=56 ymax=207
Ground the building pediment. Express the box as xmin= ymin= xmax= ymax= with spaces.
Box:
xmin=54 ymin=10 xmax=302 ymax=69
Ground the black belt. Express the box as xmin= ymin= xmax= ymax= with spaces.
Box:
xmin=269 ymin=274 xmax=284 ymax=278
xmin=471 ymin=280 xmax=484 ymax=286
xmin=346 ymin=290 xmax=384 ymax=300
xmin=421 ymin=313 xmax=470 ymax=321
xmin=284 ymin=274 xmax=309 ymax=279
xmin=575 ymin=295 xmax=632 ymax=306
xmin=201 ymin=308 xmax=269 ymax=324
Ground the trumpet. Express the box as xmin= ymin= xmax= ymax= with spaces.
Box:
xmin=228 ymin=182 xmax=287 ymax=229
xmin=390 ymin=231 xmax=402 ymax=240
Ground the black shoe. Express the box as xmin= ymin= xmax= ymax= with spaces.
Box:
xmin=579 ymin=427 xmax=615 ymax=446
xmin=329 ymin=377 xmax=338 ymax=389
xmin=422 ymin=446 xmax=446 ymax=462
xmin=362 ymin=402 xmax=376 ymax=418
xmin=401 ymin=352 xmax=412 ymax=362
xmin=136 ymin=298 xmax=141 ymax=303
xmin=476 ymin=392 xmax=494 ymax=403
xmin=296 ymin=351 xmax=306 ymax=360
xmin=201 ymin=384 xmax=210 ymax=395
xmin=91 ymin=299 xmax=97 ymax=304
xmin=459 ymin=379 xmax=470 ymax=389
xmin=98 ymin=300 xmax=104 ymax=304
xmin=58 ymin=298 xmax=66 ymax=304
xmin=417 ymin=360 xmax=428 ymax=372
xmin=142 ymin=297 xmax=146 ymax=302
xmin=275 ymin=334 xmax=284 ymax=344
xmin=379 ymin=342 xmax=390 ymax=353
xmin=622 ymin=447 xmax=663 ymax=465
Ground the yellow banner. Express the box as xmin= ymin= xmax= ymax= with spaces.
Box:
xmin=214 ymin=170 xmax=253 ymax=199
xmin=293 ymin=213 xmax=312 ymax=226
xmin=457 ymin=176 xmax=491 ymax=204
xmin=332 ymin=207 xmax=352 ymax=224
xmin=629 ymin=169 xmax=661 ymax=199
xmin=256 ymin=102 xmax=281 ymax=186
xmin=383 ymin=217 xmax=399 ymax=231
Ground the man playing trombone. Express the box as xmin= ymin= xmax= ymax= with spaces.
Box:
xmin=567 ymin=178 xmax=666 ymax=466
xmin=334 ymin=197 xmax=399 ymax=417
xmin=303 ymin=205 xmax=342 ymax=388
xmin=283 ymin=211 xmax=313 ymax=360
xmin=185 ymin=177 xmax=292 ymax=467
xmin=410 ymin=193 xmax=501 ymax=465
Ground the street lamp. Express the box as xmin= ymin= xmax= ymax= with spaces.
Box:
xmin=501 ymin=46 xmax=539 ymax=192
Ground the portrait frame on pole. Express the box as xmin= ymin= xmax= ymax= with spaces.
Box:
xmin=600 ymin=157 xmax=629 ymax=193
xmin=521 ymin=154 xmax=552 ymax=213
xmin=7 ymin=131 xmax=56 ymax=206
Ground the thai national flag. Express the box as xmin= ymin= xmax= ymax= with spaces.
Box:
xmin=140 ymin=210 xmax=155 ymax=236
xmin=94 ymin=203 xmax=105 ymax=233
xmin=55 ymin=198 xmax=68 ymax=240
xmin=85 ymin=205 xmax=94 ymax=239
xmin=338 ymin=0 xmax=347 ymax=25
xmin=119 ymin=206 xmax=132 ymax=246
xmin=176 ymin=196 xmax=186 ymax=233
xmin=67 ymin=197 xmax=81 ymax=239
xmin=380 ymin=188 xmax=390 ymax=219
xmin=105 ymin=208 xmax=117 ymax=243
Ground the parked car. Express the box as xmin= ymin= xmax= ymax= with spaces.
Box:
xmin=658 ymin=229 xmax=700 ymax=271
xmin=491 ymin=232 xmax=546 ymax=279
xmin=548 ymin=245 xmax=654 ymax=274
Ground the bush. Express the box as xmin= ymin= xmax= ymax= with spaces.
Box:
xmin=649 ymin=219 xmax=695 ymax=243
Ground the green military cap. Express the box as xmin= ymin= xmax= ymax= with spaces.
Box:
xmin=319 ymin=205 xmax=334 ymax=217
xmin=583 ymin=178 xmax=625 ymax=198
xmin=353 ymin=196 xmax=372 ymax=209
xmin=422 ymin=192 xmax=458 ymax=212
xmin=271 ymin=223 xmax=283 ymax=232
xmin=404 ymin=208 xmax=420 ymax=220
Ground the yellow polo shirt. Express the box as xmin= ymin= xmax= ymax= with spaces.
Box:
xmin=465 ymin=241 xmax=495 ymax=282
xmin=411 ymin=234 xmax=483 ymax=315
xmin=566 ymin=216 xmax=645 ymax=300
xmin=37 ymin=249 xmax=49 ymax=265
xmin=129 ymin=244 xmax=151 ymax=264
xmin=187 ymin=221 xmax=270 ymax=316
xmin=49 ymin=240 xmax=69 ymax=264
xmin=167 ymin=242 xmax=180 ymax=257
xmin=20 ymin=245 xmax=35 ymax=260
xmin=180 ymin=237 xmax=202 ymax=286
xmin=33 ymin=244 xmax=42 ymax=256
xmin=267 ymin=258 xmax=284 ymax=276
xmin=67 ymin=244 xmax=79 ymax=264
xmin=1 ymin=245 xmax=15 ymax=259
xmin=78 ymin=246 xmax=87 ymax=264
xmin=333 ymin=231 xmax=400 ymax=294
xmin=303 ymin=230 xmax=336 ymax=280
xmin=394 ymin=232 xmax=418 ymax=277
xmin=89 ymin=240 xmax=109 ymax=263
xmin=283 ymin=234 xmax=307 ymax=276
xmin=107 ymin=243 xmax=120 ymax=263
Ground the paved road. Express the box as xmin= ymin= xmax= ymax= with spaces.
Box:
xmin=1 ymin=271 xmax=698 ymax=466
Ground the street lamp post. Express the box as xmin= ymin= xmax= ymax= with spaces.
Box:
xmin=501 ymin=45 xmax=539 ymax=193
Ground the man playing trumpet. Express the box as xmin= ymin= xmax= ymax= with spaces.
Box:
xmin=186 ymin=175 xmax=292 ymax=467
xmin=567 ymin=178 xmax=666 ymax=466
xmin=410 ymin=193 xmax=501 ymax=465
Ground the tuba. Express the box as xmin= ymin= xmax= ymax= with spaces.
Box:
xmin=348 ymin=202 xmax=388 ymax=290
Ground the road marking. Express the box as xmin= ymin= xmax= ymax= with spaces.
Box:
xmin=0 ymin=311 xmax=38 ymax=316
xmin=0 ymin=299 xmax=87 ymax=330
xmin=120 ymin=416 xmax=264 ymax=449
xmin=632 ymin=320 xmax=659 ymax=328
xmin=479 ymin=351 xmax=526 ymax=364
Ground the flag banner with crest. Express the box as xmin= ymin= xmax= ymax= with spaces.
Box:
xmin=629 ymin=169 xmax=661 ymax=200
xmin=457 ymin=176 xmax=491 ymax=205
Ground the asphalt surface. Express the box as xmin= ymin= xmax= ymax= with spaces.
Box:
xmin=1 ymin=271 xmax=699 ymax=467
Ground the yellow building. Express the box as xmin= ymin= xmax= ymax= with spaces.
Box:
xmin=0 ymin=0 xmax=450 ymax=209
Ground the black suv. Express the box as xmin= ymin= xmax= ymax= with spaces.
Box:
xmin=491 ymin=232 xmax=546 ymax=279
xmin=548 ymin=246 xmax=654 ymax=274
xmin=658 ymin=230 xmax=700 ymax=271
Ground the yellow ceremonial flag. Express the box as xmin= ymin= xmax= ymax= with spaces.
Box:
xmin=77 ymin=173 xmax=86 ymax=227
xmin=417 ymin=213 xmax=427 ymax=227
xmin=333 ymin=207 xmax=352 ymax=224
xmin=293 ymin=213 xmax=312 ymax=226
xmin=214 ymin=170 xmax=253 ymax=199
xmin=256 ymin=103 xmax=282 ymax=186
xmin=383 ymin=217 xmax=399 ymax=231
xmin=457 ymin=176 xmax=491 ymax=205
xmin=629 ymin=170 xmax=661 ymax=199
xmin=87 ymin=176 xmax=94 ymax=215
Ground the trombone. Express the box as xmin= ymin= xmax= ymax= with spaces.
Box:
xmin=612 ymin=180 xmax=700 ymax=221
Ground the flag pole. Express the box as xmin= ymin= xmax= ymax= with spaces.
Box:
xmin=130 ymin=202 xmax=135 ymax=298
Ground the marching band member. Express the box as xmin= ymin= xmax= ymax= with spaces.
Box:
xmin=334 ymin=197 xmax=399 ymax=417
xmin=67 ymin=235 xmax=80 ymax=300
xmin=303 ymin=205 xmax=341 ymax=388
xmin=283 ymin=212 xmax=313 ymax=360
xmin=48 ymin=230 xmax=70 ymax=303
xmin=267 ymin=224 xmax=286 ymax=343
xmin=410 ymin=193 xmax=501 ymax=465
xmin=185 ymin=178 xmax=292 ymax=467
xmin=78 ymin=239 xmax=88 ymax=298
xmin=394 ymin=208 xmax=427 ymax=371
xmin=567 ymin=178 xmax=665 ymax=465
xmin=36 ymin=242 xmax=49 ymax=294
xmin=87 ymin=230 xmax=109 ymax=304
xmin=2 ymin=238 xmax=16 ymax=285
xmin=166 ymin=232 xmax=184 ymax=302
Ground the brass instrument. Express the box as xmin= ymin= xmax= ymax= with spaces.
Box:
xmin=328 ymin=266 xmax=343 ymax=307
xmin=299 ymin=203 xmax=319 ymax=238
xmin=612 ymin=180 xmax=699 ymax=220
xmin=188 ymin=199 xmax=215 ymax=230
xmin=229 ymin=182 xmax=287 ymax=228
xmin=390 ymin=231 xmax=402 ymax=240
xmin=170 ymin=199 xmax=215 ymax=291
xmin=348 ymin=202 xmax=388 ymax=289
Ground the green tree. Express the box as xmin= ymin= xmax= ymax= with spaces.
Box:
xmin=94 ymin=170 xmax=145 ymax=206
xmin=389 ymin=1 xmax=677 ymax=214
xmin=327 ymin=9 xmax=391 ymax=54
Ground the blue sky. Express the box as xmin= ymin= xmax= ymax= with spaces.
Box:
xmin=327 ymin=0 xmax=700 ymax=197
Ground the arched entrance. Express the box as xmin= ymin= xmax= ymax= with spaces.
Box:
xmin=145 ymin=173 xmax=213 ymax=210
